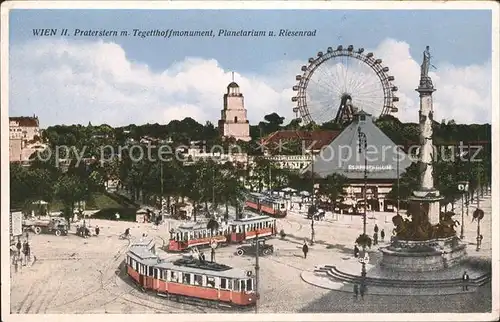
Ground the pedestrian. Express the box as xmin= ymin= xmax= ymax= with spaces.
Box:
xmin=353 ymin=283 xmax=359 ymax=299
xmin=374 ymin=224 xmax=379 ymax=234
xmin=200 ymin=252 xmax=206 ymax=263
xmin=354 ymin=244 xmax=360 ymax=258
xmin=22 ymin=241 xmax=29 ymax=266
xmin=302 ymin=241 xmax=309 ymax=259
xmin=462 ymin=271 xmax=469 ymax=291
xmin=16 ymin=238 xmax=22 ymax=259
xmin=373 ymin=232 xmax=378 ymax=245
xmin=360 ymin=283 xmax=366 ymax=300
xmin=95 ymin=225 xmax=100 ymax=236
xmin=381 ymin=229 xmax=385 ymax=241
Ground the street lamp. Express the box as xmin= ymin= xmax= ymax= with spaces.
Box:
xmin=309 ymin=149 xmax=319 ymax=245
xmin=457 ymin=181 xmax=469 ymax=239
xmin=472 ymin=208 xmax=484 ymax=251
xmin=254 ymin=231 xmax=260 ymax=313
xmin=357 ymin=127 xmax=368 ymax=278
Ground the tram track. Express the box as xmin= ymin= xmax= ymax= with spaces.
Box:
xmin=48 ymin=236 xmax=131 ymax=311
xmin=81 ymin=258 xmax=210 ymax=313
xmin=16 ymin=241 xmax=84 ymax=314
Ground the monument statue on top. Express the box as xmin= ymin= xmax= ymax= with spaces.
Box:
xmin=419 ymin=46 xmax=434 ymax=88
xmin=421 ymin=46 xmax=431 ymax=78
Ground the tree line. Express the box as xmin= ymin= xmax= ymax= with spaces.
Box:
xmin=11 ymin=112 xmax=492 ymax=224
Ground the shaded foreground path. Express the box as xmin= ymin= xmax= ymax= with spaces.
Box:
xmin=299 ymin=282 xmax=492 ymax=313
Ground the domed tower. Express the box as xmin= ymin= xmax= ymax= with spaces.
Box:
xmin=218 ymin=74 xmax=251 ymax=142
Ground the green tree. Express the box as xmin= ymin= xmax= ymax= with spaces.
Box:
xmin=317 ymin=174 xmax=348 ymax=204
xmin=55 ymin=173 xmax=89 ymax=224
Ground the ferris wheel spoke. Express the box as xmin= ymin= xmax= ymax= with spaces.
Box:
xmin=344 ymin=57 xmax=360 ymax=94
xmin=314 ymin=64 xmax=344 ymax=96
xmin=307 ymin=72 xmax=339 ymax=97
xmin=326 ymin=64 xmax=345 ymax=96
xmin=353 ymin=97 xmax=383 ymax=112
xmin=356 ymin=75 xmax=383 ymax=93
xmin=348 ymin=62 xmax=373 ymax=94
xmin=309 ymin=103 xmax=338 ymax=122
xmin=356 ymin=86 xmax=384 ymax=97
xmin=309 ymin=98 xmax=340 ymax=116
xmin=308 ymin=78 xmax=342 ymax=100
xmin=349 ymin=69 xmax=378 ymax=95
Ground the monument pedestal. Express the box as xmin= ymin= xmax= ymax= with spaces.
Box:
xmin=409 ymin=189 xmax=443 ymax=225
xmin=380 ymin=236 xmax=467 ymax=272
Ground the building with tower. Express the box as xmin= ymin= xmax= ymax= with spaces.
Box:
xmin=218 ymin=76 xmax=251 ymax=142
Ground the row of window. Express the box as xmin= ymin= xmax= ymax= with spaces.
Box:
xmin=174 ymin=221 xmax=275 ymax=241
xmin=127 ymin=256 xmax=253 ymax=292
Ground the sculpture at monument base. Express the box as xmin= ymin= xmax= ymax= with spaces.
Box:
xmin=391 ymin=204 xmax=460 ymax=241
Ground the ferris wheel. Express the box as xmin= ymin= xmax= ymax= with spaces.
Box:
xmin=292 ymin=45 xmax=399 ymax=125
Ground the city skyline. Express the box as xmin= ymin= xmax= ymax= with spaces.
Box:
xmin=8 ymin=8 xmax=494 ymax=128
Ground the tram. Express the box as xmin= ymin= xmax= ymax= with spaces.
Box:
xmin=168 ymin=215 xmax=277 ymax=252
xmin=125 ymin=240 xmax=256 ymax=308
xmin=245 ymin=192 xmax=287 ymax=218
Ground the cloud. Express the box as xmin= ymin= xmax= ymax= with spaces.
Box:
xmin=9 ymin=38 xmax=491 ymax=128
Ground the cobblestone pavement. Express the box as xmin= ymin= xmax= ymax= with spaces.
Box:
xmin=9 ymin=195 xmax=493 ymax=313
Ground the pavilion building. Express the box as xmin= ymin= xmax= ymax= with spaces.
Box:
xmin=303 ymin=111 xmax=413 ymax=211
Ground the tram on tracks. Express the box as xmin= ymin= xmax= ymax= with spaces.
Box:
xmin=245 ymin=192 xmax=287 ymax=218
xmin=126 ymin=239 xmax=257 ymax=308
xmin=168 ymin=215 xmax=277 ymax=252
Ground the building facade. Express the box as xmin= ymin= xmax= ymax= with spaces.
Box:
xmin=9 ymin=116 xmax=41 ymax=141
xmin=9 ymin=116 xmax=44 ymax=163
xmin=218 ymin=81 xmax=251 ymax=142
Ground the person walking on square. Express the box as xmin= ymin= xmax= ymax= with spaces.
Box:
xmin=462 ymin=271 xmax=470 ymax=291
xmin=374 ymin=224 xmax=379 ymax=234
xmin=354 ymin=244 xmax=360 ymax=258
xmin=381 ymin=229 xmax=385 ymax=242
xmin=373 ymin=232 xmax=378 ymax=246
xmin=302 ymin=241 xmax=309 ymax=259
xmin=16 ymin=238 xmax=22 ymax=260
xmin=360 ymin=283 xmax=366 ymax=300
xmin=353 ymin=283 xmax=359 ymax=299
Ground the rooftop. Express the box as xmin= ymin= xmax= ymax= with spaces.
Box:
xmin=10 ymin=116 xmax=40 ymax=127
xmin=261 ymin=130 xmax=340 ymax=151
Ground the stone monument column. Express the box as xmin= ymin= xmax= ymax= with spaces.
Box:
xmin=410 ymin=46 xmax=443 ymax=225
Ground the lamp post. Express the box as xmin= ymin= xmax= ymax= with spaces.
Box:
xmin=310 ymin=149 xmax=318 ymax=245
xmin=396 ymin=146 xmax=400 ymax=217
xmin=160 ymin=159 xmax=164 ymax=212
xmin=476 ymin=164 xmax=481 ymax=251
xmin=458 ymin=181 xmax=468 ymax=239
xmin=357 ymin=127 xmax=368 ymax=278
xmin=254 ymin=231 xmax=260 ymax=313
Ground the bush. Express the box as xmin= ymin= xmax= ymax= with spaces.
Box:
xmin=356 ymin=234 xmax=372 ymax=248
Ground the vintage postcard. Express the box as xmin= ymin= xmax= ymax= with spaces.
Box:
xmin=1 ymin=1 xmax=499 ymax=321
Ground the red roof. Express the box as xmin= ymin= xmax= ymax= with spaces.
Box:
xmin=261 ymin=130 xmax=340 ymax=151
xmin=10 ymin=116 xmax=39 ymax=127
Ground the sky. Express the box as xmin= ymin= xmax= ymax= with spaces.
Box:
xmin=8 ymin=9 xmax=493 ymax=127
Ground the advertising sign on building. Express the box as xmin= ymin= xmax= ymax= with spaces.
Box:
xmin=10 ymin=211 xmax=23 ymax=236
